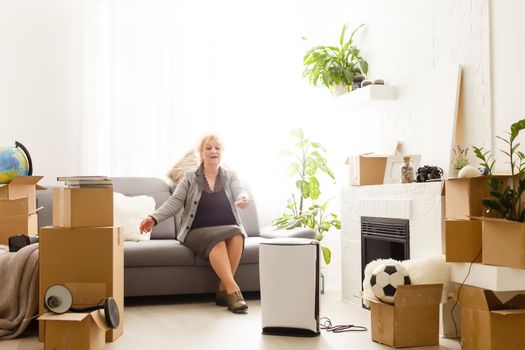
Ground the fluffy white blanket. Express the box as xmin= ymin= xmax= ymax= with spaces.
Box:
xmin=0 ymin=243 xmax=39 ymax=339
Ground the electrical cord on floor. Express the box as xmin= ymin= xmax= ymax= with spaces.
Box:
xmin=320 ymin=317 xmax=367 ymax=333
xmin=451 ymin=247 xmax=482 ymax=350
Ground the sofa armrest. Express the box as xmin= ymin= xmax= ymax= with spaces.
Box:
xmin=260 ymin=225 xmax=316 ymax=240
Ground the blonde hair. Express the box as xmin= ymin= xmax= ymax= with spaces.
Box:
xmin=197 ymin=134 xmax=223 ymax=163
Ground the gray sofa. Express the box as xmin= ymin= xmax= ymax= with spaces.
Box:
xmin=36 ymin=177 xmax=315 ymax=297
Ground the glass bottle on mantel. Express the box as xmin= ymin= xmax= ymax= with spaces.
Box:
xmin=401 ymin=156 xmax=414 ymax=183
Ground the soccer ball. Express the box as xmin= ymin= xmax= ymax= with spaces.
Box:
xmin=370 ymin=263 xmax=411 ymax=304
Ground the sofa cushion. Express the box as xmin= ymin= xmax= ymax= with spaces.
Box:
xmin=111 ymin=177 xmax=176 ymax=239
xmin=125 ymin=240 xmax=195 ymax=267
xmin=195 ymin=236 xmax=263 ymax=266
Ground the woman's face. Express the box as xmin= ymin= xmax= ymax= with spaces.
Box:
xmin=201 ymin=140 xmax=222 ymax=167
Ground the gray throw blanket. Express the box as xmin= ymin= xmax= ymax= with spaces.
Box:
xmin=0 ymin=243 xmax=39 ymax=339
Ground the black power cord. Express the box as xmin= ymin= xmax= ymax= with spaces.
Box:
xmin=320 ymin=317 xmax=367 ymax=333
xmin=450 ymin=247 xmax=482 ymax=350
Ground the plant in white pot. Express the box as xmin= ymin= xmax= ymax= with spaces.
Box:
xmin=303 ymin=23 xmax=368 ymax=96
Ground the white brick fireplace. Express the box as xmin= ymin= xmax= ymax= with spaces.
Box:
xmin=341 ymin=182 xmax=444 ymax=304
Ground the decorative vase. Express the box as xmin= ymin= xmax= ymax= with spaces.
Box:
xmin=331 ymin=84 xmax=351 ymax=97
xmin=400 ymin=156 xmax=414 ymax=183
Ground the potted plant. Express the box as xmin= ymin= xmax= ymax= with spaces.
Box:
xmin=473 ymin=118 xmax=525 ymax=268
xmin=303 ymin=24 xmax=368 ymax=96
xmin=272 ymin=129 xmax=341 ymax=265
xmin=450 ymin=145 xmax=470 ymax=177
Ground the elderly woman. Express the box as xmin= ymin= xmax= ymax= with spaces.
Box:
xmin=139 ymin=134 xmax=250 ymax=314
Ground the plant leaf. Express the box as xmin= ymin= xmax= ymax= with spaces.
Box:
xmin=321 ymin=246 xmax=331 ymax=265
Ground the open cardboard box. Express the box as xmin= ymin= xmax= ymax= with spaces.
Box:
xmin=0 ymin=197 xmax=38 ymax=245
xmin=370 ymin=284 xmax=443 ymax=348
xmin=0 ymin=175 xmax=45 ymax=212
xmin=346 ymin=142 xmax=399 ymax=186
xmin=39 ymin=282 xmax=110 ymax=350
xmin=482 ymin=218 xmax=525 ymax=269
xmin=456 ymin=285 xmax=525 ymax=350
xmin=53 ymin=187 xmax=113 ymax=228
xmin=39 ymin=226 xmax=124 ymax=342
xmin=445 ymin=219 xmax=482 ymax=263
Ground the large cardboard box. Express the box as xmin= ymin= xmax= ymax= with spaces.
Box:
xmin=53 ymin=187 xmax=113 ymax=228
xmin=370 ymin=284 xmax=443 ymax=348
xmin=39 ymin=226 xmax=124 ymax=342
xmin=0 ymin=197 xmax=37 ymax=244
xmin=456 ymin=285 xmax=525 ymax=350
xmin=0 ymin=175 xmax=45 ymax=212
xmin=39 ymin=282 xmax=109 ymax=350
xmin=445 ymin=219 xmax=482 ymax=262
xmin=482 ymin=219 xmax=525 ymax=268
xmin=445 ymin=177 xmax=490 ymax=219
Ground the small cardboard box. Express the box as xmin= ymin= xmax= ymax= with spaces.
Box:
xmin=445 ymin=176 xmax=490 ymax=219
xmin=0 ymin=197 xmax=37 ymax=244
xmin=445 ymin=219 xmax=482 ymax=262
xmin=39 ymin=311 xmax=108 ymax=350
xmin=39 ymin=226 xmax=124 ymax=342
xmin=456 ymin=285 xmax=525 ymax=350
xmin=53 ymin=187 xmax=113 ymax=228
xmin=370 ymin=284 xmax=443 ymax=348
xmin=0 ymin=175 xmax=45 ymax=212
xmin=346 ymin=154 xmax=389 ymax=186
xmin=39 ymin=282 xmax=109 ymax=350
xmin=482 ymin=218 xmax=525 ymax=268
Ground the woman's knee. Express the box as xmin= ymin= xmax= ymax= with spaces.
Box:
xmin=227 ymin=234 xmax=243 ymax=246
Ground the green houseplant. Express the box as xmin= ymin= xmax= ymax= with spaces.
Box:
xmin=303 ymin=23 xmax=368 ymax=95
xmin=272 ymin=129 xmax=341 ymax=264
xmin=473 ymin=118 xmax=525 ymax=221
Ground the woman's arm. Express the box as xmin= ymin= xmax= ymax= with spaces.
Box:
xmin=149 ymin=172 xmax=191 ymax=224
xmin=229 ymin=169 xmax=250 ymax=209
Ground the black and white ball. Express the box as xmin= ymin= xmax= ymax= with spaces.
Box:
xmin=370 ymin=263 xmax=411 ymax=304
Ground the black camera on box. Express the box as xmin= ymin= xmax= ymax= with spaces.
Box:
xmin=415 ymin=166 xmax=444 ymax=183
xmin=8 ymin=234 xmax=39 ymax=252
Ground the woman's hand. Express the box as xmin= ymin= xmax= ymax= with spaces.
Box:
xmin=235 ymin=196 xmax=250 ymax=209
xmin=139 ymin=216 xmax=156 ymax=233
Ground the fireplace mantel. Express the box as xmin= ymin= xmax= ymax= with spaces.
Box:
xmin=341 ymin=182 xmax=444 ymax=304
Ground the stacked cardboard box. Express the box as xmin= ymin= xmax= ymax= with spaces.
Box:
xmin=39 ymin=187 xmax=124 ymax=347
xmin=0 ymin=176 xmax=44 ymax=244
xmin=447 ymin=175 xmax=525 ymax=349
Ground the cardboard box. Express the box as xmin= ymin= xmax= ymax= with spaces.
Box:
xmin=0 ymin=175 xmax=45 ymax=212
xmin=0 ymin=197 xmax=37 ymax=244
xmin=39 ymin=282 xmax=109 ymax=350
xmin=53 ymin=187 xmax=113 ymax=228
xmin=347 ymin=154 xmax=390 ymax=186
xmin=482 ymin=219 xmax=525 ymax=268
xmin=39 ymin=311 xmax=107 ymax=350
xmin=370 ymin=284 xmax=443 ymax=348
xmin=39 ymin=226 xmax=124 ymax=342
xmin=445 ymin=219 xmax=482 ymax=262
xmin=445 ymin=176 xmax=490 ymax=219
xmin=456 ymin=285 xmax=525 ymax=350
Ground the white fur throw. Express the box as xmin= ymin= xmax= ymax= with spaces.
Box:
xmin=166 ymin=149 xmax=199 ymax=187
xmin=114 ymin=192 xmax=156 ymax=242
xmin=362 ymin=256 xmax=451 ymax=306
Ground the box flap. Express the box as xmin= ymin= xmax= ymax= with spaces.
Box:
xmin=456 ymin=285 xmax=505 ymax=311
xmin=506 ymin=293 xmax=525 ymax=309
xmin=90 ymin=310 xmax=110 ymax=331
xmin=38 ymin=312 xmax=89 ymax=322
xmin=491 ymin=309 xmax=525 ymax=316
xmin=8 ymin=176 xmax=43 ymax=186
xmin=395 ymin=284 xmax=443 ymax=306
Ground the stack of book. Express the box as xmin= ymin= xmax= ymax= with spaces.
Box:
xmin=57 ymin=176 xmax=113 ymax=188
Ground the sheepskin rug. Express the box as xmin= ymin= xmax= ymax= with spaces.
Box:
xmin=362 ymin=255 xmax=451 ymax=306
xmin=114 ymin=192 xmax=156 ymax=242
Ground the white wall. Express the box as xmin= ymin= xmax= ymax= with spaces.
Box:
xmin=0 ymin=0 xmax=83 ymax=186
xmin=490 ymin=0 xmax=525 ymax=172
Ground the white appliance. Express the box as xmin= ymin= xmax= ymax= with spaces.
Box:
xmin=259 ymin=238 xmax=320 ymax=337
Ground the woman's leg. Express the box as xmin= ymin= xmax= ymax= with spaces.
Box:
xmin=209 ymin=241 xmax=239 ymax=294
xmin=218 ymin=234 xmax=244 ymax=291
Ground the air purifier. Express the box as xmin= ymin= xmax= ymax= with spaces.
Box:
xmin=259 ymin=238 xmax=320 ymax=337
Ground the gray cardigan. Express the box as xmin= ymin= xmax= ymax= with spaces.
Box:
xmin=150 ymin=165 xmax=249 ymax=242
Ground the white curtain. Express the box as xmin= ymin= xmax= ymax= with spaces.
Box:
xmin=81 ymin=0 xmax=349 ymax=226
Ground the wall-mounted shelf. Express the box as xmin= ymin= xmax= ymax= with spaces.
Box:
xmin=350 ymin=84 xmax=397 ymax=100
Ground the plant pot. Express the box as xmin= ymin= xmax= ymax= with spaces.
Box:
xmin=331 ymin=84 xmax=351 ymax=97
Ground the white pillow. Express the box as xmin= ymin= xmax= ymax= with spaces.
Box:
xmin=114 ymin=192 xmax=156 ymax=242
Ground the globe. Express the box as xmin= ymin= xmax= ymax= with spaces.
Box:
xmin=0 ymin=142 xmax=32 ymax=184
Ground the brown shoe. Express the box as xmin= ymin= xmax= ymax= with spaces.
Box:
xmin=215 ymin=289 xmax=227 ymax=306
xmin=224 ymin=290 xmax=248 ymax=313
